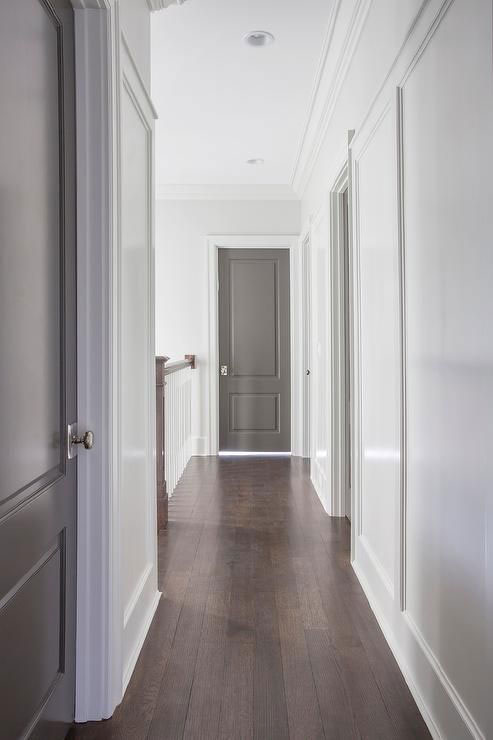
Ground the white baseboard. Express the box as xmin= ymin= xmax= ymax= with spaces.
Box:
xmin=121 ymin=589 xmax=161 ymax=698
xmin=352 ymin=560 xmax=482 ymax=740
xmin=192 ymin=436 xmax=208 ymax=456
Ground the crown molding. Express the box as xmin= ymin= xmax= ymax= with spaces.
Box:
xmin=147 ymin=0 xmax=189 ymax=10
xmin=156 ymin=183 xmax=299 ymax=201
xmin=291 ymin=0 xmax=372 ymax=197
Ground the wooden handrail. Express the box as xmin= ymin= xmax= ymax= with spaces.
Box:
xmin=163 ymin=354 xmax=196 ymax=376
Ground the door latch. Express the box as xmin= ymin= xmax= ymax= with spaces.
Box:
xmin=220 ymin=365 xmax=228 ymax=376
xmin=67 ymin=424 xmax=94 ymax=459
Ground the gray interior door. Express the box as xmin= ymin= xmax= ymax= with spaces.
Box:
xmin=0 ymin=1 xmax=77 ymax=738
xmin=218 ymin=248 xmax=291 ymax=452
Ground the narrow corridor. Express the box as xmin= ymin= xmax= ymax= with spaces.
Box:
xmin=74 ymin=457 xmax=429 ymax=740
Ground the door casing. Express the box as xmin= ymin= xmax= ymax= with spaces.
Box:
xmin=73 ymin=0 xmax=159 ymax=723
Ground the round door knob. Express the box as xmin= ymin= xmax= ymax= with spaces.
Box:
xmin=72 ymin=430 xmax=94 ymax=450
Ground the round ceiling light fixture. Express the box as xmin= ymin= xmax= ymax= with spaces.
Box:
xmin=243 ymin=30 xmax=275 ymax=47
xmin=246 ymin=158 xmax=265 ymax=165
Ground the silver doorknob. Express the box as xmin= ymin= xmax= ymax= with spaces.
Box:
xmin=72 ymin=430 xmax=94 ymax=450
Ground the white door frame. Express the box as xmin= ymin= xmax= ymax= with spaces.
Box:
xmin=73 ymin=0 xmax=159 ymax=722
xmin=73 ymin=0 xmax=120 ymax=722
xmin=300 ymin=229 xmax=312 ymax=459
xmin=329 ymin=163 xmax=350 ymax=517
xmin=207 ymin=234 xmax=302 ymax=457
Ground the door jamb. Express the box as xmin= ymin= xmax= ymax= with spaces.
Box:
xmin=299 ymin=228 xmax=312 ymax=459
xmin=207 ymin=234 xmax=302 ymax=457
xmin=329 ymin=163 xmax=351 ymax=517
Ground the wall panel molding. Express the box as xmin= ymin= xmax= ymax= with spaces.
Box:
xmin=347 ymin=1 xmax=491 ymax=738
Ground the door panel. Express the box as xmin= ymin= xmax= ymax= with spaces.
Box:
xmin=218 ymin=248 xmax=290 ymax=452
xmin=0 ymin=1 xmax=77 ymax=738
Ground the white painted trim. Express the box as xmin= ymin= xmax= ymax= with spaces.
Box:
xmin=352 ymin=561 xmax=441 ymax=740
xmin=121 ymin=590 xmax=161 ymax=695
xmin=207 ymin=234 xmax=301 ymax=457
xmin=347 ymin=3 xmax=486 ymax=737
xmin=74 ymin=0 xmax=159 ymax=722
xmin=292 ymin=0 xmax=372 ymax=196
xmin=119 ymin=23 xmax=160 ymax=701
xmin=74 ymin=0 xmax=122 ymax=722
xmin=156 ymin=183 xmax=299 ymax=201
xmin=299 ymin=228 xmax=312 ymax=459
xmin=328 ymin=162 xmax=349 ymax=517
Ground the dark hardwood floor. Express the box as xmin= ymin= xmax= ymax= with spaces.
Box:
xmin=73 ymin=456 xmax=430 ymax=740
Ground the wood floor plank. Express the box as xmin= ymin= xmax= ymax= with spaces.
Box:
xmin=253 ymin=589 xmax=290 ymax=740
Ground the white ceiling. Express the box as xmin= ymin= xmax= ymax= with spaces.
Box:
xmin=151 ymin=0 xmax=335 ymax=193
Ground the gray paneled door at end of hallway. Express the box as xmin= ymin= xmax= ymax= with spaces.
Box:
xmin=0 ymin=1 xmax=77 ymax=739
xmin=218 ymin=248 xmax=291 ymax=452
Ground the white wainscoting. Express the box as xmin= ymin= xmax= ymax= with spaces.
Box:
xmin=165 ymin=365 xmax=193 ymax=496
xmin=349 ymin=1 xmax=493 ymax=738
xmin=119 ymin=34 xmax=160 ymax=698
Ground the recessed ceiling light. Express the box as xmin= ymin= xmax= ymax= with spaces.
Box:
xmin=246 ymin=158 xmax=264 ymax=165
xmin=243 ymin=31 xmax=275 ymax=47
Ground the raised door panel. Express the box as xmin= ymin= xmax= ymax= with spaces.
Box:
xmin=230 ymin=260 xmax=278 ymax=378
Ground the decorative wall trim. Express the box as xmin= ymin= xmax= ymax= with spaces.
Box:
xmin=404 ymin=613 xmax=486 ymax=740
xmin=347 ymin=2 xmax=486 ymax=738
xmin=290 ymin=0 xmax=342 ymax=190
xmin=121 ymin=590 xmax=161 ymax=695
xmin=292 ymin=0 xmax=372 ymax=196
xmin=207 ymin=234 xmax=301 ymax=457
xmin=156 ymin=183 xmax=299 ymax=201
xmin=353 ymin=561 xmax=441 ymax=740
xmin=123 ymin=563 xmax=153 ymax=628
xmin=119 ymin=26 xmax=160 ymax=709
xmin=147 ymin=0 xmax=189 ymax=11
xmin=396 ymin=85 xmax=408 ymax=612
xmin=74 ymin=0 xmax=159 ymax=722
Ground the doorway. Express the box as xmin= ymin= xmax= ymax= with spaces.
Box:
xmin=330 ymin=165 xmax=352 ymax=519
xmin=217 ymin=248 xmax=291 ymax=452
xmin=341 ymin=188 xmax=352 ymax=520
xmin=301 ymin=234 xmax=312 ymax=460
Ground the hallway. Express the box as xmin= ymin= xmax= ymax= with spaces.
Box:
xmin=74 ymin=457 xmax=429 ymax=740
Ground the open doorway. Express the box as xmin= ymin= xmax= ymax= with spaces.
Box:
xmin=341 ymin=188 xmax=352 ymax=520
xmin=330 ymin=165 xmax=352 ymax=520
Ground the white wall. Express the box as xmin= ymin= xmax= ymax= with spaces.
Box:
xmin=155 ymin=198 xmax=300 ymax=455
xmin=301 ymin=0 xmax=493 ymax=738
